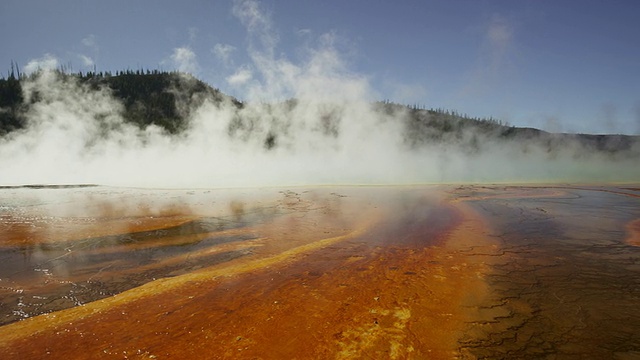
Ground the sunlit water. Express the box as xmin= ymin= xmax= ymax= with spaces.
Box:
xmin=0 ymin=185 xmax=639 ymax=358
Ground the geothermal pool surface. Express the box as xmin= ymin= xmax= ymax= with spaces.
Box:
xmin=0 ymin=185 xmax=639 ymax=359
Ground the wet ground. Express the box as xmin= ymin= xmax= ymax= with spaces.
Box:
xmin=456 ymin=185 xmax=640 ymax=359
xmin=0 ymin=184 xmax=639 ymax=359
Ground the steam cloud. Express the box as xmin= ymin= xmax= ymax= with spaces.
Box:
xmin=0 ymin=0 xmax=638 ymax=188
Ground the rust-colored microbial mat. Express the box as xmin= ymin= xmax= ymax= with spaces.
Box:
xmin=0 ymin=185 xmax=639 ymax=359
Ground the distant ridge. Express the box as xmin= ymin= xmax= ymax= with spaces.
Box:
xmin=0 ymin=184 xmax=98 ymax=189
xmin=1 ymin=69 xmax=638 ymax=157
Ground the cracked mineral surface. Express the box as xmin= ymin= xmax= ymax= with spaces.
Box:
xmin=455 ymin=185 xmax=640 ymax=359
xmin=0 ymin=185 xmax=638 ymax=359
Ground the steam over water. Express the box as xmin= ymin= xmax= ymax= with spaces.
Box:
xmin=1 ymin=68 xmax=638 ymax=188
xmin=1 ymin=0 xmax=638 ymax=188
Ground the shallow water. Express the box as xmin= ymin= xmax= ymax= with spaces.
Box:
xmin=0 ymin=186 xmax=453 ymax=324
xmin=456 ymin=185 xmax=640 ymax=358
xmin=0 ymin=184 xmax=639 ymax=359
xmin=0 ymin=187 xmax=277 ymax=325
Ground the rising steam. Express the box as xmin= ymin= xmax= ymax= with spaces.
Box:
xmin=0 ymin=0 xmax=638 ymax=188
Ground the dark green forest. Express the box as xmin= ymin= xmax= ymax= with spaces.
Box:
xmin=0 ymin=67 xmax=638 ymax=155
xmin=0 ymin=66 xmax=24 ymax=134
xmin=0 ymin=67 xmax=236 ymax=135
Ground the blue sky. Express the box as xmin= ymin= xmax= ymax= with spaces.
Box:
xmin=1 ymin=0 xmax=639 ymax=135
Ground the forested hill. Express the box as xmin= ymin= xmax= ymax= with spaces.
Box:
xmin=0 ymin=69 xmax=237 ymax=135
xmin=0 ymin=69 xmax=638 ymax=156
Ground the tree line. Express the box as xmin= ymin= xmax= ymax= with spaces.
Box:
xmin=0 ymin=66 xmax=225 ymax=135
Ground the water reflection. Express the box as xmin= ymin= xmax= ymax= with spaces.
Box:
xmin=0 ymin=187 xmax=288 ymax=325
xmin=1 ymin=185 xmax=639 ymax=358
xmin=457 ymin=186 xmax=640 ymax=358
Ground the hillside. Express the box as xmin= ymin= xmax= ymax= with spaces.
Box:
xmin=0 ymin=69 xmax=240 ymax=135
xmin=1 ymin=69 xmax=638 ymax=158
